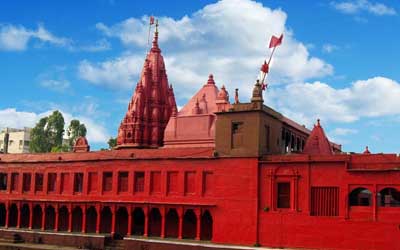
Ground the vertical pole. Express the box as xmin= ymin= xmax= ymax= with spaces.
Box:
xmin=161 ymin=207 xmax=166 ymax=238
xmin=82 ymin=205 xmax=87 ymax=233
xmin=178 ymin=207 xmax=183 ymax=240
xmin=41 ymin=204 xmax=46 ymax=231
xmin=16 ymin=202 xmax=21 ymax=228
xmin=55 ymin=204 xmax=59 ymax=232
xmin=4 ymin=202 xmax=9 ymax=228
xmin=111 ymin=205 xmax=116 ymax=236
xmin=127 ymin=205 xmax=132 ymax=236
xmin=195 ymin=208 xmax=201 ymax=241
xmin=144 ymin=206 xmax=149 ymax=237
xmin=28 ymin=203 xmax=33 ymax=230
xmin=96 ymin=205 xmax=101 ymax=234
xmin=68 ymin=205 xmax=72 ymax=232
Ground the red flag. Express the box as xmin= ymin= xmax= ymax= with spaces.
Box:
xmin=269 ymin=34 xmax=283 ymax=48
xmin=261 ymin=82 xmax=267 ymax=91
xmin=150 ymin=16 xmax=155 ymax=25
xmin=260 ymin=61 xmax=269 ymax=73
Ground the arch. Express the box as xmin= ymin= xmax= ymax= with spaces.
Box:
xmin=20 ymin=204 xmax=30 ymax=228
xmin=32 ymin=205 xmax=42 ymax=229
xmin=379 ymin=187 xmax=400 ymax=207
xmin=86 ymin=206 xmax=97 ymax=233
xmin=182 ymin=209 xmax=197 ymax=239
xmin=0 ymin=203 xmax=6 ymax=227
xmin=165 ymin=208 xmax=179 ymax=238
xmin=100 ymin=206 xmax=112 ymax=234
xmin=201 ymin=210 xmax=213 ymax=241
xmin=148 ymin=208 xmax=161 ymax=237
xmin=132 ymin=207 xmax=145 ymax=235
xmin=72 ymin=206 xmax=83 ymax=232
xmin=349 ymin=187 xmax=372 ymax=206
xmin=115 ymin=207 xmax=128 ymax=237
xmin=45 ymin=205 xmax=56 ymax=230
xmin=8 ymin=203 xmax=18 ymax=227
xmin=58 ymin=206 xmax=69 ymax=231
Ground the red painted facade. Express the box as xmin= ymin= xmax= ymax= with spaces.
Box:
xmin=0 ymin=26 xmax=399 ymax=250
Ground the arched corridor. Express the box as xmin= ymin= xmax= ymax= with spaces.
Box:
xmin=132 ymin=207 xmax=144 ymax=235
xmin=20 ymin=204 xmax=30 ymax=228
xmin=8 ymin=203 xmax=18 ymax=227
xmin=72 ymin=207 xmax=83 ymax=232
xmin=32 ymin=205 xmax=42 ymax=229
xmin=86 ymin=206 xmax=97 ymax=233
xmin=45 ymin=205 xmax=56 ymax=230
xmin=148 ymin=208 xmax=161 ymax=237
xmin=201 ymin=210 xmax=213 ymax=241
xmin=0 ymin=203 xmax=6 ymax=227
xmin=58 ymin=206 xmax=69 ymax=231
xmin=183 ymin=209 xmax=196 ymax=239
xmin=100 ymin=206 xmax=112 ymax=233
xmin=165 ymin=209 xmax=179 ymax=238
xmin=115 ymin=207 xmax=128 ymax=237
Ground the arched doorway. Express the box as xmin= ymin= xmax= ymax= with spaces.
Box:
xmin=45 ymin=205 xmax=56 ymax=230
xmin=58 ymin=206 xmax=69 ymax=231
xmin=201 ymin=210 xmax=213 ymax=241
xmin=8 ymin=203 xmax=18 ymax=227
xmin=182 ymin=209 xmax=196 ymax=239
xmin=72 ymin=206 xmax=83 ymax=232
xmin=148 ymin=208 xmax=161 ymax=237
xmin=32 ymin=205 xmax=42 ymax=229
xmin=132 ymin=207 xmax=145 ymax=235
xmin=0 ymin=203 xmax=6 ymax=227
xmin=165 ymin=209 xmax=179 ymax=238
xmin=20 ymin=204 xmax=30 ymax=228
xmin=379 ymin=187 xmax=400 ymax=207
xmin=349 ymin=187 xmax=372 ymax=206
xmin=100 ymin=206 xmax=112 ymax=234
xmin=86 ymin=206 xmax=97 ymax=233
xmin=115 ymin=207 xmax=128 ymax=237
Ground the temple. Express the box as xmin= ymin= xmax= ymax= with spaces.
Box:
xmin=0 ymin=22 xmax=399 ymax=250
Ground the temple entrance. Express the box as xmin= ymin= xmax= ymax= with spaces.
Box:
xmin=165 ymin=209 xmax=179 ymax=238
xmin=58 ymin=206 xmax=68 ymax=231
xmin=72 ymin=207 xmax=83 ymax=232
xmin=115 ymin=207 xmax=128 ymax=237
xmin=32 ymin=205 xmax=42 ymax=229
xmin=148 ymin=208 xmax=161 ymax=237
xmin=8 ymin=204 xmax=18 ymax=227
xmin=0 ymin=203 xmax=6 ymax=227
xmin=201 ymin=210 xmax=213 ymax=240
xmin=86 ymin=206 xmax=97 ymax=233
xmin=45 ymin=205 xmax=56 ymax=230
xmin=20 ymin=204 xmax=30 ymax=228
xmin=132 ymin=207 xmax=144 ymax=235
xmin=182 ymin=209 xmax=196 ymax=239
xmin=100 ymin=206 xmax=112 ymax=233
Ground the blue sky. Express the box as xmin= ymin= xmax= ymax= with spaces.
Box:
xmin=1 ymin=0 xmax=400 ymax=153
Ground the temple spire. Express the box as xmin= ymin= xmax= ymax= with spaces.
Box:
xmin=151 ymin=19 xmax=160 ymax=52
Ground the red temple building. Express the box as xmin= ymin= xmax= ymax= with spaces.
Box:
xmin=0 ymin=24 xmax=399 ymax=250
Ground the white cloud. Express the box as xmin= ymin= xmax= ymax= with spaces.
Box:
xmin=78 ymin=39 xmax=111 ymax=52
xmin=266 ymin=77 xmax=400 ymax=127
xmin=80 ymin=0 xmax=333 ymax=97
xmin=322 ymin=43 xmax=339 ymax=53
xmin=331 ymin=0 xmax=396 ymax=16
xmin=330 ymin=128 xmax=358 ymax=136
xmin=40 ymin=79 xmax=70 ymax=92
xmin=0 ymin=24 xmax=70 ymax=51
xmin=0 ymin=108 xmax=109 ymax=144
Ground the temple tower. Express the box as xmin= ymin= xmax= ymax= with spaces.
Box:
xmin=117 ymin=22 xmax=177 ymax=148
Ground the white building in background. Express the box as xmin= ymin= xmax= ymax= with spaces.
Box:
xmin=0 ymin=127 xmax=31 ymax=154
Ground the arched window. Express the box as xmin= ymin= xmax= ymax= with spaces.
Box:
xmin=349 ymin=187 xmax=372 ymax=206
xmin=45 ymin=205 xmax=56 ymax=230
xmin=378 ymin=188 xmax=400 ymax=207
xmin=58 ymin=206 xmax=69 ymax=231
xmin=182 ymin=209 xmax=197 ymax=239
xmin=100 ymin=206 xmax=112 ymax=233
xmin=115 ymin=207 xmax=128 ymax=237
xmin=20 ymin=204 xmax=30 ymax=228
xmin=132 ymin=207 xmax=145 ymax=236
xmin=86 ymin=206 xmax=97 ymax=233
xmin=72 ymin=206 xmax=83 ymax=232
xmin=148 ymin=208 xmax=161 ymax=237
xmin=165 ymin=209 xmax=179 ymax=238
xmin=201 ymin=210 xmax=213 ymax=241
xmin=32 ymin=205 xmax=42 ymax=229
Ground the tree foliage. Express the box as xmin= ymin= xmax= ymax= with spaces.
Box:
xmin=30 ymin=111 xmax=65 ymax=153
xmin=67 ymin=119 xmax=87 ymax=149
xmin=108 ymin=137 xmax=117 ymax=149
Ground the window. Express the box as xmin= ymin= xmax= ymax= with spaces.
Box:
xmin=11 ymin=173 xmax=19 ymax=192
xmin=349 ymin=187 xmax=372 ymax=206
xmin=74 ymin=173 xmax=84 ymax=193
xmin=277 ymin=182 xmax=291 ymax=209
xmin=61 ymin=173 xmax=69 ymax=194
xmin=203 ymin=172 xmax=214 ymax=195
xmin=23 ymin=173 xmax=31 ymax=192
xmin=88 ymin=172 xmax=98 ymax=193
xmin=311 ymin=187 xmax=339 ymax=216
xmin=185 ymin=171 xmax=196 ymax=195
xmin=378 ymin=188 xmax=400 ymax=207
xmin=118 ymin=172 xmax=129 ymax=193
xmin=134 ymin=172 xmax=145 ymax=193
xmin=35 ymin=173 xmax=43 ymax=192
xmin=167 ymin=172 xmax=178 ymax=194
xmin=9 ymin=140 xmax=13 ymax=146
xmin=0 ymin=173 xmax=7 ymax=190
xmin=231 ymin=122 xmax=244 ymax=148
xmin=48 ymin=173 xmax=57 ymax=192
xmin=150 ymin=171 xmax=161 ymax=194
xmin=103 ymin=172 xmax=113 ymax=192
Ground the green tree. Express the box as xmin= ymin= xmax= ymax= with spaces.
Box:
xmin=108 ymin=137 xmax=117 ymax=149
xmin=30 ymin=111 xmax=65 ymax=153
xmin=67 ymin=119 xmax=87 ymax=149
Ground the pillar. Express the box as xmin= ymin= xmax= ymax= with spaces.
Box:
xmin=373 ymin=185 xmax=377 ymax=221
xmin=68 ymin=205 xmax=72 ymax=232
xmin=127 ymin=206 xmax=132 ymax=236
xmin=54 ymin=204 xmax=59 ymax=232
xmin=82 ymin=205 xmax=87 ymax=233
xmin=5 ymin=202 xmax=9 ymax=228
xmin=178 ymin=208 xmax=183 ymax=240
xmin=96 ymin=205 xmax=101 ymax=234
xmin=144 ymin=207 xmax=149 ymax=237
xmin=195 ymin=209 xmax=201 ymax=241
xmin=111 ymin=205 xmax=116 ymax=236
xmin=16 ymin=203 xmax=21 ymax=228
xmin=41 ymin=205 xmax=46 ymax=231
xmin=28 ymin=203 xmax=33 ymax=229
xmin=161 ymin=207 xmax=166 ymax=238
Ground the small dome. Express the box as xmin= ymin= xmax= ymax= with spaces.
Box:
xmin=217 ymin=85 xmax=229 ymax=101
xmin=207 ymin=74 xmax=215 ymax=85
